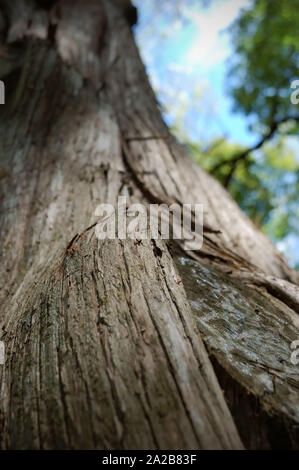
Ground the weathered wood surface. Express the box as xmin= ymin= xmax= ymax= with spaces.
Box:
xmin=0 ymin=0 xmax=298 ymax=449
xmin=176 ymin=256 xmax=299 ymax=448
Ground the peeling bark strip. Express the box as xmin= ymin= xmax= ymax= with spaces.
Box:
xmin=0 ymin=234 xmax=242 ymax=449
xmin=0 ymin=0 xmax=298 ymax=449
xmin=176 ymin=257 xmax=299 ymax=449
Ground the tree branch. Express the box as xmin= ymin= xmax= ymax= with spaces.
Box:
xmin=211 ymin=115 xmax=299 ymax=188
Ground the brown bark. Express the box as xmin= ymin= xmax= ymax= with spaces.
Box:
xmin=0 ymin=0 xmax=298 ymax=449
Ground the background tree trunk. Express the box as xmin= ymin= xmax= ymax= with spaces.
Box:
xmin=0 ymin=0 xmax=298 ymax=449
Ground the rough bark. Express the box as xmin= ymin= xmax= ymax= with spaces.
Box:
xmin=176 ymin=257 xmax=299 ymax=449
xmin=0 ymin=0 xmax=298 ymax=449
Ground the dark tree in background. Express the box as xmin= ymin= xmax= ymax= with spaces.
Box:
xmin=0 ymin=0 xmax=298 ymax=450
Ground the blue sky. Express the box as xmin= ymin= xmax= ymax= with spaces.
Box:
xmin=133 ymin=0 xmax=256 ymax=145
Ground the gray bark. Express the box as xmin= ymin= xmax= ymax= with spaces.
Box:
xmin=0 ymin=0 xmax=298 ymax=449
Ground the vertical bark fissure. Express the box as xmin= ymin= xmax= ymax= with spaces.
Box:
xmin=0 ymin=0 xmax=297 ymax=450
xmin=140 ymin=285 xmax=202 ymax=448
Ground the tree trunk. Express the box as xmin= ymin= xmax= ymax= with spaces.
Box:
xmin=0 ymin=0 xmax=298 ymax=450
